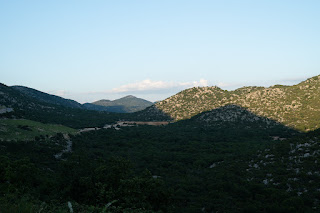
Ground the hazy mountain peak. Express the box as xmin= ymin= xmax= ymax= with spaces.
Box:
xmin=99 ymin=99 xmax=111 ymax=102
xmin=91 ymin=95 xmax=153 ymax=113
xmin=122 ymin=95 xmax=136 ymax=99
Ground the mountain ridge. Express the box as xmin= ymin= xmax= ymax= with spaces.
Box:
xmin=11 ymin=86 xmax=153 ymax=113
xmin=138 ymin=75 xmax=320 ymax=131
xmin=2 ymin=75 xmax=320 ymax=131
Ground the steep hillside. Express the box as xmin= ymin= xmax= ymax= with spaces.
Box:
xmin=12 ymin=86 xmax=83 ymax=109
xmin=91 ymin=95 xmax=153 ymax=113
xmin=152 ymin=75 xmax=320 ymax=131
xmin=0 ymin=83 xmax=121 ymax=128
xmin=188 ymin=105 xmax=284 ymax=128
xmin=175 ymin=105 xmax=297 ymax=140
xmin=0 ymin=83 xmax=50 ymax=114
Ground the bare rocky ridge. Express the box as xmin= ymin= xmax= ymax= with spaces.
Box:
xmin=151 ymin=75 xmax=320 ymax=131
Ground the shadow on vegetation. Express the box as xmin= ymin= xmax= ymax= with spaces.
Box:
xmin=149 ymin=104 xmax=301 ymax=140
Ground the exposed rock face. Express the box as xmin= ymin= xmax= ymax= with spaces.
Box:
xmin=0 ymin=106 xmax=13 ymax=114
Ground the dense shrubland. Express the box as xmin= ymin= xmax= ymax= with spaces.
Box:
xmin=1 ymin=117 xmax=318 ymax=212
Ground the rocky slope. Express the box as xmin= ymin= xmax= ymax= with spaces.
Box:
xmin=243 ymin=129 xmax=320 ymax=210
xmin=151 ymin=75 xmax=320 ymax=131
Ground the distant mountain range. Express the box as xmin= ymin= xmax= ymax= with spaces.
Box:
xmin=0 ymin=84 xmax=152 ymax=128
xmin=89 ymin=95 xmax=153 ymax=113
xmin=10 ymin=86 xmax=153 ymax=113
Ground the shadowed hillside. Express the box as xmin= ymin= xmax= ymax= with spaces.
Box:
xmin=12 ymin=86 xmax=83 ymax=109
xmin=172 ymin=104 xmax=298 ymax=141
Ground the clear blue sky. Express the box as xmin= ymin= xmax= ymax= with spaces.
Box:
xmin=1 ymin=0 xmax=319 ymax=102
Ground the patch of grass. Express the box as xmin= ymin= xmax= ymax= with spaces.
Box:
xmin=0 ymin=119 xmax=77 ymax=141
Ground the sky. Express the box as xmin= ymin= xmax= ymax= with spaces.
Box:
xmin=1 ymin=0 xmax=319 ymax=103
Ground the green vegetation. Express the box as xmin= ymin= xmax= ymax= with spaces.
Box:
xmin=1 ymin=120 xmax=317 ymax=212
xmin=0 ymin=119 xmax=76 ymax=141
xmin=0 ymin=133 xmax=172 ymax=212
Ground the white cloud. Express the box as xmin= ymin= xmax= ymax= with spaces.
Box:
xmin=279 ymin=76 xmax=308 ymax=84
xmin=216 ymin=82 xmax=241 ymax=88
xmin=110 ymin=79 xmax=209 ymax=93
xmin=192 ymin=79 xmax=209 ymax=87
xmin=214 ymin=76 xmax=308 ymax=91
xmin=48 ymin=90 xmax=68 ymax=97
